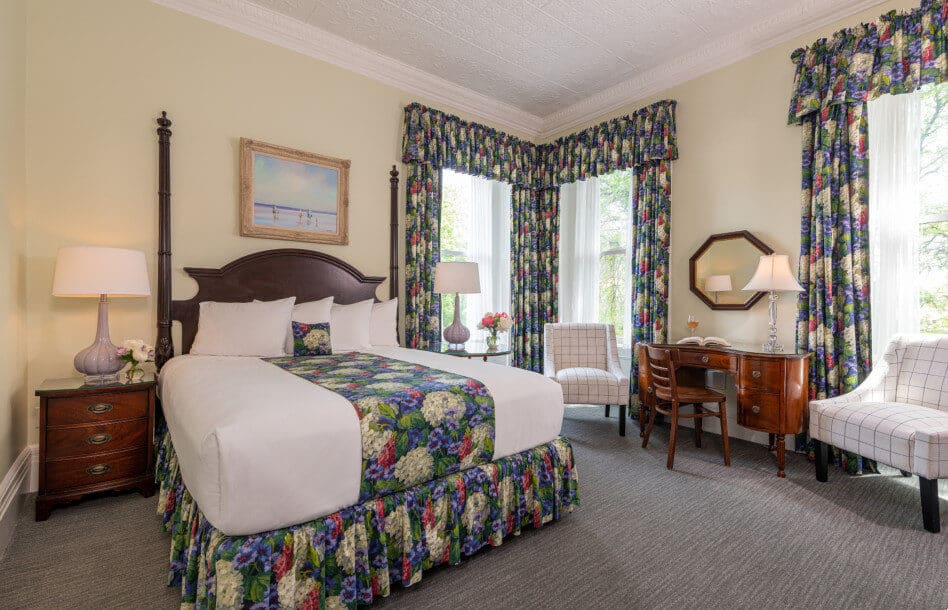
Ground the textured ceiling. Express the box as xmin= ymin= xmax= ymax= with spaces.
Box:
xmin=245 ymin=0 xmax=877 ymax=117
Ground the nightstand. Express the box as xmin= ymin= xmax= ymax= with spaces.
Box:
xmin=34 ymin=374 xmax=157 ymax=520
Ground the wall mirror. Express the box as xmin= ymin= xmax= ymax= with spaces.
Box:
xmin=689 ymin=230 xmax=774 ymax=310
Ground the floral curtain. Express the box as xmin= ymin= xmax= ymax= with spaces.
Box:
xmin=628 ymin=160 xmax=672 ymax=408
xmin=404 ymin=163 xmax=442 ymax=349
xmin=788 ymin=0 xmax=946 ymax=473
xmin=511 ymin=186 xmax=560 ymax=371
xmin=402 ymin=100 xmax=678 ymax=371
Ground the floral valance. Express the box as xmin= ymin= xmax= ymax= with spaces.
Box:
xmin=537 ymin=100 xmax=678 ymax=189
xmin=788 ymin=0 xmax=947 ymax=123
xmin=401 ymin=103 xmax=538 ymax=187
xmin=401 ymin=99 xmax=679 ymax=189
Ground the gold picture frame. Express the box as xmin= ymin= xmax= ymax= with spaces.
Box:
xmin=239 ymin=138 xmax=350 ymax=245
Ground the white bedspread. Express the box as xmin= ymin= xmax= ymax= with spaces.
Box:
xmin=159 ymin=347 xmax=564 ymax=535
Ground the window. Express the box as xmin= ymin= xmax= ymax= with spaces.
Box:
xmin=559 ymin=170 xmax=633 ymax=348
xmin=868 ymin=82 xmax=948 ymax=361
xmin=439 ymin=169 xmax=512 ymax=332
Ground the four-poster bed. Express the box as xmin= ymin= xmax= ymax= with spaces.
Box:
xmin=151 ymin=112 xmax=578 ymax=607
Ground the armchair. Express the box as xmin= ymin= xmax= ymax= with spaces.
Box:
xmin=809 ymin=334 xmax=948 ymax=533
xmin=544 ymin=323 xmax=630 ymax=436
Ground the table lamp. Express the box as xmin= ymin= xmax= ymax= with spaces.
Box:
xmin=52 ymin=246 xmax=151 ymax=384
xmin=433 ymin=261 xmax=480 ymax=348
xmin=742 ymin=254 xmax=803 ymax=353
xmin=704 ymin=274 xmax=732 ymax=303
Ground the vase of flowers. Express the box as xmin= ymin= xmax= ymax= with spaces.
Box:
xmin=117 ymin=339 xmax=155 ymax=381
xmin=477 ymin=312 xmax=513 ymax=351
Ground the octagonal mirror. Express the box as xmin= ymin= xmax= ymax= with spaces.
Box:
xmin=689 ymin=230 xmax=774 ymax=310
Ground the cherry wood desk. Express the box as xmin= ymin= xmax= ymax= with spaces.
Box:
xmin=637 ymin=343 xmax=811 ymax=477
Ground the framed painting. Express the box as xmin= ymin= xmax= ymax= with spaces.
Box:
xmin=240 ymin=138 xmax=350 ymax=245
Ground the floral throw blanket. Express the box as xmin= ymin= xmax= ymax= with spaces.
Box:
xmin=267 ymin=353 xmax=495 ymax=502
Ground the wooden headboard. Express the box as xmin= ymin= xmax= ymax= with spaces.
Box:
xmin=153 ymin=112 xmax=399 ymax=367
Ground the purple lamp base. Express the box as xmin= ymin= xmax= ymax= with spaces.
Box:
xmin=75 ymin=295 xmax=124 ymax=385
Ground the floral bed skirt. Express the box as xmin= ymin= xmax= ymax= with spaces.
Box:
xmin=155 ymin=429 xmax=579 ymax=608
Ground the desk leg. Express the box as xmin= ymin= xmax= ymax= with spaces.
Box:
xmin=768 ymin=433 xmax=776 ymax=451
xmin=776 ymin=435 xmax=786 ymax=478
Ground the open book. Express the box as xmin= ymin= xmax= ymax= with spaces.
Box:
xmin=677 ymin=336 xmax=731 ymax=347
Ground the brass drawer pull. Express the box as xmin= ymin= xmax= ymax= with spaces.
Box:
xmin=86 ymin=433 xmax=112 ymax=445
xmin=87 ymin=403 xmax=113 ymax=415
xmin=752 ymin=370 xmax=762 ymax=379
xmin=751 ymin=405 xmax=761 ymax=414
xmin=701 ymin=355 xmax=709 ymax=364
xmin=85 ymin=463 xmax=111 ymax=476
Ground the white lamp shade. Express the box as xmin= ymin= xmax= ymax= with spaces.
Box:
xmin=742 ymin=254 xmax=803 ymax=292
xmin=704 ymin=274 xmax=732 ymax=292
xmin=52 ymin=246 xmax=151 ymax=297
xmin=433 ymin=261 xmax=481 ymax=294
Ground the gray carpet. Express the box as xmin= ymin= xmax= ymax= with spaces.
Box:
xmin=2 ymin=406 xmax=946 ymax=609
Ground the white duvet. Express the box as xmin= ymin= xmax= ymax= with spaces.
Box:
xmin=159 ymin=347 xmax=564 ymax=535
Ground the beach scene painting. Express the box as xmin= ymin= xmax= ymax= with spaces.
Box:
xmin=240 ymin=138 xmax=349 ymax=245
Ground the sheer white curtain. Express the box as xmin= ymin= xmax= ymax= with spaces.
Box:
xmin=559 ymin=178 xmax=600 ymax=323
xmin=464 ymin=174 xmax=511 ymax=330
xmin=868 ymin=90 xmax=922 ymax=362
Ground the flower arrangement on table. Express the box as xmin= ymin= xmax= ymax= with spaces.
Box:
xmin=117 ymin=339 xmax=155 ymax=381
xmin=477 ymin=312 xmax=513 ymax=351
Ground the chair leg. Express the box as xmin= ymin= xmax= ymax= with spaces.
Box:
xmin=717 ymin=399 xmax=730 ymax=467
xmin=815 ymin=439 xmax=829 ymax=482
xmin=693 ymin=404 xmax=703 ymax=448
xmin=639 ymin=403 xmax=647 ymax=438
xmin=920 ymin=477 xmax=941 ymax=533
xmin=618 ymin=404 xmax=626 ymax=437
xmin=604 ymin=404 xmax=611 ymax=418
xmin=667 ymin=402 xmax=679 ymax=470
xmin=641 ymin=402 xmax=658 ymax=449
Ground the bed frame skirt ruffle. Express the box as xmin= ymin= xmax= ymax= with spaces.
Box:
xmin=155 ymin=429 xmax=579 ymax=608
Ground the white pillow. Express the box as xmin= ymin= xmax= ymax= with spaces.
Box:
xmin=330 ymin=299 xmax=374 ymax=352
xmin=283 ymin=296 xmax=334 ymax=355
xmin=370 ymin=298 xmax=399 ymax=347
xmin=191 ymin=297 xmax=296 ymax=357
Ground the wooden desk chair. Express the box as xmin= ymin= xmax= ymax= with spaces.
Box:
xmin=641 ymin=345 xmax=731 ymax=469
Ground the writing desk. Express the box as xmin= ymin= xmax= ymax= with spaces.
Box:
xmin=637 ymin=343 xmax=811 ymax=477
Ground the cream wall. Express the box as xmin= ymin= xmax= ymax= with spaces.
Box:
xmin=0 ymin=0 xmax=29 ymax=481
xmin=22 ymin=0 xmax=515 ymax=444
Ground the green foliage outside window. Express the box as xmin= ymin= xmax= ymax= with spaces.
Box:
xmin=919 ymin=84 xmax=948 ymax=334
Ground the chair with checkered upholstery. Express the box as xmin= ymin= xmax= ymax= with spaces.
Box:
xmin=809 ymin=334 xmax=948 ymax=533
xmin=543 ymin=323 xmax=630 ymax=436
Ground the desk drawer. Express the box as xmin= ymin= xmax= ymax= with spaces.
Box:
xmin=737 ymin=391 xmax=782 ymax=432
xmin=678 ymin=349 xmax=731 ymax=370
xmin=45 ymin=418 xmax=148 ymax=459
xmin=47 ymin=392 xmax=148 ymax=426
xmin=44 ymin=448 xmax=147 ymax=492
xmin=739 ymin=358 xmax=784 ymax=392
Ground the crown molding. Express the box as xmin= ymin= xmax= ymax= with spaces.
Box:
xmin=153 ymin=0 xmax=884 ymax=142
xmin=151 ymin=0 xmax=545 ymax=138
xmin=537 ymin=0 xmax=885 ymax=139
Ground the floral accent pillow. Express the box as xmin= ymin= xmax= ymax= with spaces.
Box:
xmin=292 ymin=321 xmax=332 ymax=356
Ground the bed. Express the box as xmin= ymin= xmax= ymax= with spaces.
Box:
xmin=152 ymin=113 xmax=579 ymax=608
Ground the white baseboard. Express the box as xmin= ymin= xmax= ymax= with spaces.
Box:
xmin=0 ymin=445 xmax=35 ymax=559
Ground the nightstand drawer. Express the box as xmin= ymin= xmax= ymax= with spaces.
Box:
xmin=739 ymin=358 xmax=784 ymax=392
xmin=45 ymin=418 xmax=148 ymax=459
xmin=47 ymin=391 xmax=148 ymax=426
xmin=44 ymin=448 xmax=147 ymax=492
xmin=737 ymin=391 xmax=782 ymax=431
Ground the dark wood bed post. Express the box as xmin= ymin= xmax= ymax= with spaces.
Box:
xmin=156 ymin=111 xmax=173 ymax=371
xmin=389 ymin=165 xmax=398 ymax=300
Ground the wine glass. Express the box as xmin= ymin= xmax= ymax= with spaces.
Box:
xmin=686 ymin=315 xmax=699 ymax=336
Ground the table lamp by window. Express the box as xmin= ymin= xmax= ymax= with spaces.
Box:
xmin=704 ymin=274 xmax=732 ymax=303
xmin=433 ymin=261 xmax=480 ymax=348
xmin=52 ymin=246 xmax=151 ymax=384
xmin=742 ymin=254 xmax=803 ymax=353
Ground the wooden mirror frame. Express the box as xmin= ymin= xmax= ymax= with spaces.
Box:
xmin=688 ymin=230 xmax=774 ymax=311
